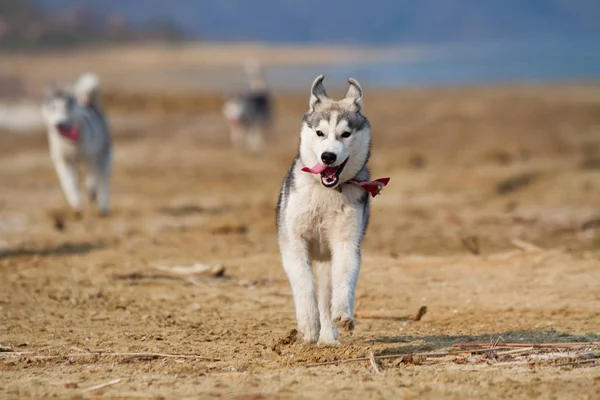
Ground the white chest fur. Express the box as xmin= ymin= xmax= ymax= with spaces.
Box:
xmin=283 ymin=171 xmax=367 ymax=261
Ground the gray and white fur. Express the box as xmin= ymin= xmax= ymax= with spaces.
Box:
xmin=276 ymin=75 xmax=372 ymax=345
xmin=222 ymin=59 xmax=272 ymax=153
xmin=41 ymin=75 xmax=111 ymax=216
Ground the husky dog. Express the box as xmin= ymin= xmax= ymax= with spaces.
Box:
xmin=41 ymin=81 xmax=111 ymax=216
xmin=222 ymin=59 xmax=272 ymax=153
xmin=276 ymin=75 xmax=389 ymax=345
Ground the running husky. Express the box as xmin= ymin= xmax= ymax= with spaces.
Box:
xmin=222 ymin=59 xmax=272 ymax=153
xmin=276 ymin=75 xmax=389 ymax=345
xmin=41 ymin=76 xmax=111 ymax=216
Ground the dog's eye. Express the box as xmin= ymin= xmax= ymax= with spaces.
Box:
xmin=316 ymin=130 xmax=325 ymax=137
xmin=341 ymin=131 xmax=352 ymax=138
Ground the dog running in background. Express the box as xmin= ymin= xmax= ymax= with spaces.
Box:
xmin=41 ymin=73 xmax=112 ymax=216
xmin=222 ymin=59 xmax=272 ymax=153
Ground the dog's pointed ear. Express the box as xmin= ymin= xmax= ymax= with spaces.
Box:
xmin=309 ymin=74 xmax=327 ymax=112
xmin=345 ymin=78 xmax=363 ymax=110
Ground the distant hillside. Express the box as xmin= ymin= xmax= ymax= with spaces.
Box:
xmin=0 ymin=0 xmax=186 ymax=50
xmin=33 ymin=0 xmax=600 ymax=44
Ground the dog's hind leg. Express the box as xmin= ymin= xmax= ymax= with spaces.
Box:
xmin=245 ymin=126 xmax=264 ymax=154
xmin=85 ymin=166 xmax=98 ymax=204
xmin=316 ymin=260 xmax=339 ymax=345
xmin=95 ymin=150 xmax=111 ymax=217
xmin=280 ymin=239 xmax=320 ymax=344
xmin=229 ymin=124 xmax=245 ymax=149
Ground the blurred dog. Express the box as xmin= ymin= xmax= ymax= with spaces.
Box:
xmin=41 ymin=75 xmax=112 ymax=216
xmin=276 ymin=75 xmax=389 ymax=345
xmin=222 ymin=59 xmax=272 ymax=153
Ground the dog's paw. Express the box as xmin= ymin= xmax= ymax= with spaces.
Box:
xmin=318 ymin=324 xmax=339 ymax=346
xmin=317 ymin=338 xmax=341 ymax=347
xmin=333 ymin=316 xmax=355 ymax=331
xmin=298 ymin=321 xmax=320 ymax=344
xmin=301 ymin=333 xmax=319 ymax=345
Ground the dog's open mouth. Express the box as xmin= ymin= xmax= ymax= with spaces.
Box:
xmin=301 ymin=157 xmax=349 ymax=188
xmin=320 ymin=158 xmax=348 ymax=187
xmin=56 ymin=123 xmax=80 ymax=142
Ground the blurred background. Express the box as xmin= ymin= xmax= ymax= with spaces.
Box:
xmin=1 ymin=0 xmax=600 ymax=94
xmin=1 ymin=2 xmax=600 ymax=398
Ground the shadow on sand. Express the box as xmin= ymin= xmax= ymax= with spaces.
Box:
xmin=369 ymin=330 xmax=600 ymax=355
xmin=0 ymin=242 xmax=107 ymax=259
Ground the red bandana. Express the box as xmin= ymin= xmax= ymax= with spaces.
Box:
xmin=348 ymin=177 xmax=390 ymax=198
xmin=301 ymin=164 xmax=390 ymax=198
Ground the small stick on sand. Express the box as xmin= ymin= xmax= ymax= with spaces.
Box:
xmin=511 ymin=238 xmax=543 ymax=252
xmin=355 ymin=305 xmax=427 ymax=322
xmin=494 ymin=347 xmax=535 ymax=356
xmin=368 ymin=351 xmax=383 ymax=374
xmin=413 ymin=306 xmax=428 ymax=321
xmin=82 ymin=378 xmax=122 ymax=393
xmin=80 ymin=351 xmax=215 ymax=360
xmin=1 ymin=351 xmax=216 ymax=361
xmin=458 ymin=347 xmax=512 ymax=354
xmin=305 ymin=356 xmax=367 ymax=367
xmin=113 ymin=264 xmax=225 ymax=282
xmin=491 ymin=336 xmax=504 ymax=348
xmin=305 ymin=351 xmax=454 ymax=367
xmin=555 ymin=358 xmax=599 ymax=367
xmin=376 ymin=351 xmax=453 ymax=360
xmin=453 ymin=342 xmax=600 ymax=349
xmin=490 ymin=360 xmax=530 ymax=367
xmin=0 ymin=351 xmax=35 ymax=356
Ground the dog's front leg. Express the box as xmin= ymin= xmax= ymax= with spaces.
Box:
xmin=280 ymin=238 xmax=320 ymax=343
xmin=316 ymin=261 xmax=339 ymax=345
xmin=53 ymin=156 xmax=82 ymax=214
xmin=331 ymin=241 xmax=360 ymax=332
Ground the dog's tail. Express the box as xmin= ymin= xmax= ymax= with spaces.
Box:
xmin=74 ymin=72 xmax=101 ymax=108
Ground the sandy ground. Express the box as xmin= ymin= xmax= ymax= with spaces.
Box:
xmin=1 ymin=80 xmax=600 ymax=399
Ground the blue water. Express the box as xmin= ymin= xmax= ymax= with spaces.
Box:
xmin=265 ymin=37 xmax=600 ymax=91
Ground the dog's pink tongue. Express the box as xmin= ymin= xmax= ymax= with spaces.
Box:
xmin=58 ymin=125 xmax=80 ymax=141
xmin=301 ymin=164 xmax=327 ymax=174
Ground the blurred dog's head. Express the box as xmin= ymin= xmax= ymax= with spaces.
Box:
xmin=41 ymin=85 xmax=77 ymax=138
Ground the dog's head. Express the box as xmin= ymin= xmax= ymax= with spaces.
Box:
xmin=300 ymin=75 xmax=371 ymax=189
xmin=41 ymin=84 xmax=77 ymax=136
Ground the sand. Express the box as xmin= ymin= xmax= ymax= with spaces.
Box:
xmin=1 ymin=68 xmax=600 ymax=399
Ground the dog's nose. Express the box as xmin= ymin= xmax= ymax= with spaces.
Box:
xmin=321 ymin=152 xmax=337 ymax=165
